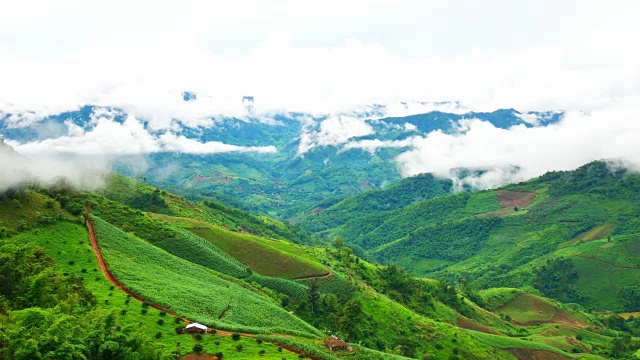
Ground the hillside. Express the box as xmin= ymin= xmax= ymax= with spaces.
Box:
xmin=304 ymin=160 xmax=640 ymax=312
xmin=1 ymin=173 xmax=639 ymax=359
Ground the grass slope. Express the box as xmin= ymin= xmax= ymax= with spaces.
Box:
xmin=306 ymin=161 xmax=640 ymax=311
xmin=153 ymin=214 xmax=328 ymax=279
xmin=11 ymin=221 xmax=302 ymax=359
xmin=92 ymin=216 xmax=322 ymax=337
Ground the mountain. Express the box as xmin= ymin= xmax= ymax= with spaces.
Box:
xmin=1 ymin=104 xmax=562 ymax=217
xmin=301 ymin=160 xmax=640 ymax=313
xmin=2 ymin=172 xmax=636 ymax=359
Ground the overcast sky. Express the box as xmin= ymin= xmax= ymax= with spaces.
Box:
xmin=2 ymin=1 xmax=640 ymax=190
xmin=2 ymin=0 xmax=638 ymax=117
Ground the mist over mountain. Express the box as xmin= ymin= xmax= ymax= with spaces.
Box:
xmin=1 ymin=100 xmax=564 ymax=216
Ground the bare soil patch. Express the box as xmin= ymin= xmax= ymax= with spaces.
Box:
xmin=507 ymin=348 xmax=572 ymax=360
xmin=180 ymin=353 xmax=218 ymax=360
xmin=496 ymin=190 xmax=536 ymax=208
xmin=456 ymin=316 xmax=502 ymax=335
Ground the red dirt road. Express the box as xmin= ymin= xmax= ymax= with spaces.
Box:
xmin=85 ymin=216 xmax=306 ymax=351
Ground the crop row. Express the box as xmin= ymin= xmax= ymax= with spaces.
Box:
xmin=155 ymin=225 xmax=312 ymax=300
xmin=92 ymin=216 xmax=321 ymax=337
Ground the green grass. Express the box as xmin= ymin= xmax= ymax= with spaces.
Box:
xmin=468 ymin=330 xmax=579 ymax=358
xmin=497 ymin=294 xmax=557 ymax=324
xmin=12 ymin=221 xmax=301 ymax=359
xmin=478 ymin=288 xmax=525 ymax=311
xmin=92 ymin=216 xmax=322 ymax=337
xmin=154 ymin=214 xmax=328 ymax=279
xmin=154 ymin=226 xmax=312 ymax=301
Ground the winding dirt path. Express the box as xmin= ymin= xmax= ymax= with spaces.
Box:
xmin=293 ymin=268 xmax=333 ymax=280
xmin=85 ymin=216 xmax=305 ymax=345
xmin=573 ymin=254 xmax=640 ymax=269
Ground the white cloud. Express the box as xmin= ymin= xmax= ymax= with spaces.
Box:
xmin=297 ymin=115 xmax=375 ymax=155
xmin=2 ymin=0 xmax=640 ymax=188
xmin=0 ymin=141 xmax=109 ymax=192
xmin=6 ymin=114 xmax=277 ymax=156
xmin=395 ymin=96 xmax=640 ymax=189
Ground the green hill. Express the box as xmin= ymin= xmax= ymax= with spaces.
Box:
xmin=302 ymin=161 xmax=640 ymax=313
xmin=2 ymin=171 xmax=639 ymax=359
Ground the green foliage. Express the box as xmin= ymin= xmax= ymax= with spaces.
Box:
xmin=619 ymin=286 xmax=640 ymax=312
xmin=155 ymin=226 xmax=311 ymax=300
xmin=92 ymin=216 xmax=322 ymax=337
xmin=2 ymin=308 xmax=162 ymax=360
xmin=533 ymin=257 xmax=582 ymax=303
xmin=298 ymin=173 xmax=452 ymax=234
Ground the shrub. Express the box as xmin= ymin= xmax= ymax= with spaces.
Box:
xmin=141 ymin=308 xmax=148 ymax=315
xmin=159 ymin=310 xmax=166 ymax=316
xmin=215 ymin=352 xmax=224 ymax=359
xmin=68 ymin=261 xmax=75 ymax=265
xmin=120 ymin=309 xmax=127 ymax=315
xmin=157 ymin=319 xmax=165 ymax=325
xmin=155 ymin=332 xmax=162 ymax=339
xmin=576 ymin=334 xmax=583 ymax=341
xmin=256 ymin=339 xmax=263 ymax=345
xmin=236 ymin=344 xmax=243 ymax=352
xmin=109 ymin=285 xmax=115 ymax=291
xmin=195 ymin=333 xmax=203 ymax=341
xmin=232 ymin=332 xmax=241 ymax=341
xmin=277 ymin=346 xmax=282 ymax=352
xmin=259 ymin=349 xmax=266 ymax=356
xmin=81 ymin=268 xmax=87 ymax=273
xmin=174 ymin=317 xmax=182 ymax=324
xmin=298 ymin=354 xmax=306 ymax=359
xmin=175 ymin=326 xmax=184 ymax=334
xmin=193 ymin=344 xmax=203 ymax=353
xmin=142 ymin=301 xmax=149 ymax=308
xmin=210 ymin=329 xmax=217 ymax=335
xmin=214 ymin=341 xmax=220 ymax=346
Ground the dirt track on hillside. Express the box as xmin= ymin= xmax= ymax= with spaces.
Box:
xmin=84 ymin=216 xmax=301 ymax=343
xmin=573 ymin=254 xmax=640 ymax=269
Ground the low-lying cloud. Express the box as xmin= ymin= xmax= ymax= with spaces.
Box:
xmin=6 ymin=114 xmax=277 ymax=156
xmin=0 ymin=144 xmax=110 ymax=192
xmin=394 ymin=97 xmax=640 ymax=189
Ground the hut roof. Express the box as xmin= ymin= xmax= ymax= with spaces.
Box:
xmin=185 ymin=323 xmax=207 ymax=330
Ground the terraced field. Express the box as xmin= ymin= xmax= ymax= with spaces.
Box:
xmin=153 ymin=214 xmax=328 ymax=279
xmin=92 ymin=216 xmax=322 ymax=337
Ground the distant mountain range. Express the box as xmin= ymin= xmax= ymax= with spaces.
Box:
xmin=1 ymin=102 xmax=562 ymax=217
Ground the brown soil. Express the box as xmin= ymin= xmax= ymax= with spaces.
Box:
xmin=293 ymin=269 xmax=333 ymax=280
xmin=565 ymin=337 xmax=590 ymax=352
xmin=456 ymin=316 xmax=502 ymax=335
xmin=506 ymin=348 xmax=572 ymax=360
xmin=85 ymin=216 xmax=302 ymax=352
xmin=180 ymin=353 xmax=219 ymax=360
xmin=515 ymin=310 xmax=588 ymax=328
xmin=496 ymin=190 xmax=536 ymax=208
xmin=309 ymin=207 xmax=326 ymax=215
xmin=573 ymin=254 xmax=640 ymax=269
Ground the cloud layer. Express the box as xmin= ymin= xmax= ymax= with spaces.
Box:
xmin=5 ymin=112 xmax=276 ymax=156
xmin=395 ymin=97 xmax=640 ymax=189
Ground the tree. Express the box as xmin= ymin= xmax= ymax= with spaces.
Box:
xmin=620 ymin=286 xmax=640 ymax=312
xmin=339 ymin=299 xmax=367 ymax=341
xmin=533 ymin=257 xmax=581 ymax=303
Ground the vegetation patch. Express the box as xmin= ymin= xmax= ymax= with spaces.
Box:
xmin=156 ymin=214 xmax=328 ymax=279
xmin=92 ymin=216 xmax=322 ymax=337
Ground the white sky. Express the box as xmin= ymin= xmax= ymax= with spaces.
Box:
xmin=2 ymin=0 xmax=638 ymax=117
xmin=2 ymin=0 xmax=640 ymax=190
